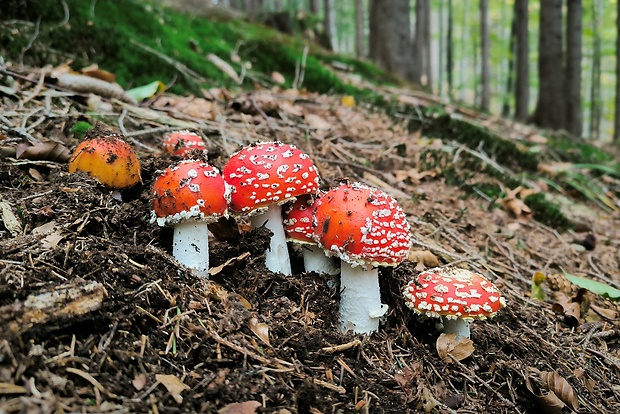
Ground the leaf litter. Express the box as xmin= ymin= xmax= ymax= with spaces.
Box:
xmin=0 ymin=63 xmax=619 ymax=413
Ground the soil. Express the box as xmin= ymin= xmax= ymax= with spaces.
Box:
xmin=1 ymin=66 xmax=620 ymax=413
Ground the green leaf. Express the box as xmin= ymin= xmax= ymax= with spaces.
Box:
xmin=71 ymin=121 xmax=93 ymax=139
xmin=126 ymin=80 xmax=166 ymax=102
xmin=564 ymin=272 xmax=620 ymax=301
xmin=531 ymin=272 xmax=547 ymax=301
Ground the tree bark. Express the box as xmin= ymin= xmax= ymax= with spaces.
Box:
xmin=565 ymin=0 xmax=583 ymax=138
xmin=480 ymin=0 xmax=490 ymax=111
xmin=438 ymin=0 xmax=444 ymax=100
xmin=309 ymin=0 xmax=320 ymax=14
xmin=615 ymin=1 xmax=620 ymax=142
xmin=447 ymin=0 xmax=454 ymax=100
xmin=355 ymin=0 xmax=364 ymax=58
xmin=589 ymin=0 xmax=602 ymax=140
xmin=368 ymin=0 xmax=413 ymax=81
xmin=514 ymin=0 xmax=529 ymax=121
xmin=412 ymin=0 xmax=431 ymax=90
xmin=502 ymin=12 xmax=516 ymax=117
xmin=531 ymin=0 xmax=564 ymax=129
xmin=323 ymin=0 xmax=335 ymax=50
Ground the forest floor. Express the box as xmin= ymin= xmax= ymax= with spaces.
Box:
xmin=1 ymin=62 xmax=620 ymax=414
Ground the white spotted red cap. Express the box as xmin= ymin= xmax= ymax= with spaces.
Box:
xmin=222 ymin=141 xmax=320 ymax=214
xmin=403 ymin=266 xmax=507 ymax=321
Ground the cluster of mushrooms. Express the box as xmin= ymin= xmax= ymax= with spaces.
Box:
xmin=68 ymin=129 xmax=506 ymax=338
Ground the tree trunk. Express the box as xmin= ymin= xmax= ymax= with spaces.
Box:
xmin=438 ymin=0 xmax=444 ymax=100
xmin=368 ymin=0 xmax=413 ymax=81
xmin=479 ymin=0 xmax=490 ymax=111
xmin=323 ymin=0 xmax=335 ymax=50
xmin=422 ymin=0 xmax=432 ymax=91
xmin=309 ymin=0 xmax=320 ymax=14
xmin=355 ymin=0 xmax=364 ymax=58
xmin=589 ymin=0 xmax=602 ymax=140
xmin=514 ymin=0 xmax=529 ymax=122
xmin=615 ymin=1 xmax=620 ymax=142
xmin=502 ymin=12 xmax=516 ymax=117
xmin=531 ymin=0 xmax=564 ymax=129
xmin=447 ymin=0 xmax=454 ymax=100
xmin=565 ymin=0 xmax=583 ymax=138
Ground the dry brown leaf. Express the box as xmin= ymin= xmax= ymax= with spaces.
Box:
xmin=218 ymin=401 xmax=262 ymax=414
xmin=16 ymin=142 xmax=71 ymax=163
xmin=80 ymin=64 xmax=116 ymax=83
xmin=156 ymin=374 xmax=189 ymax=404
xmin=0 ymin=200 xmax=22 ymax=237
xmin=0 ymin=383 xmax=28 ymax=394
xmin=408 ymin=250 xmax=441 ymax=269
xmin=279 ymin=101 xmax=304 ymax=117
xmin=395 ymin=168 xmax=436 ymax=183
xmin=538 ymin=162 xmax=573 ymax=176
xmin=539 ymin=371 xmax=579 ymax=411
xmin=436 ymin=333 xmax=474 ymax=363
xmin=41 ymin=232 xmax=64 ymax=249
xmin=208 ymin=252 xmax=250 ymax=276
xmin=207 ymin=53 xmax=240 ymax=83
xmin=132 ymin=373 xmax=147 ymax=391
xmin=304 ymin=113 xmax=331 ymax=130
xmin=499 ymin=187 xmax=532 ymax=221
xmin=271 ymin=71 xmax=285 ymax=84
xmin=525 ymin=368 xmax=579 ymax=414
xmin=248 ymin=317 xmax=270 ymax=346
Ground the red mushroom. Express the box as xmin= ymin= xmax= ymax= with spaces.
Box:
xmin=223 ymin=141 xmax=320 ymax=275
xmin=282 ymin=193 xmax=339 ymax=277
xmin=162 ymin=130 xmax=207 ymax=158
xmin=151 ymin=159 xmax=229 ymax=277
xmin=313 ymin=182 xmax=411 ymax=334
xmin=403 ymin=266 xmax=507 ymax=339
xmin=69 ymin=132 xmax=141 ymax=190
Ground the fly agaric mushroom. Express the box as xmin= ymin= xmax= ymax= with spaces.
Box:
xmin=162 ymin=130 xmax=207 ymax=158
xmin=312 ymin=182 xmax=411 ymax=334
xmin=151 ymin=159 xmax=229 ymax=277
xmin=68 ymin=132 xmax=141 ymax=190
xmin=223 ymin=141 xmax=320 ymax=276
xmin=282 ymin=193 xmax=339 ymax=276
xmin=403 ymin=266 xmax=507 ymax=339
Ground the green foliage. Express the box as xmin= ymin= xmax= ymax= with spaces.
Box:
xmin=564 ymin=272 xmax=620 ymax=301
xmin=546 ymin=134 xmax=613 ymax=164
xmin=524 ymin=193 xmax=570 ymax=230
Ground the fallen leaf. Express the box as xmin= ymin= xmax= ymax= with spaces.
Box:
xmin=436 ymin=333 xmax=474 ymax=363
xmin=218 ymin=400 xmax=262 ymax=414
xmin=539 ymin=370 xmax=579 ymax=411
xmin=564 ymin=272 xmax=620 ymax=301
xmin=0 ymin=200 xmax=22 ymax=237
xmin=15 ymin=142 xmax=71 ymax=163
xmin=525 ymin=367 xmax=578 ymax=414
xmin=132 ymin=374 xmax=147 ymax=391
xmin=41 ymin=232 xmax=64 ymax=249
xmin=248 ymin=317 xmax=270 ymax=346
xmin=0 ymin=383 xmax=28 ymax=394
xmin=271 ymin=71 xmax=285 ymax=84
xmin=341 ymin=95 xmax=356 ymax=108
xmin=408 ymin=250 xmax=440 ymax=269
xmin=126 ymin=80 xmax=166 ymax=102
xmin=80 ymin=64 xmax=116 ymax=83
xmin=304 ymin=113 xmax=331 ymax=130
xmin=207 ymin=53 xmax=240 ymax=83
xmin=208 ymin=252 xmax=250 ymax=276
xmin=156 ymin=374 xmax=189 ymax=404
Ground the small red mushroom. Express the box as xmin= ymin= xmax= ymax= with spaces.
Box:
xmin=223 ymin=141 xmax=320 ymax=275
xmin=313 ymin=182 xmax=411 ymax=333
xmin=282 ymin=193 xmax=339 ymax=276
xmin=162 ymin=130 xmax=207 ymax=158
xmin=68 ymin=132 xmax=141 ymax=190
xmin=151 ymin=159 xmax=229 ymax=277
xmin=403 ymin=266 xmax=507 ymax=339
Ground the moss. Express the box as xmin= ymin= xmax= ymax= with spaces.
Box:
xmin=546 ymin=133 xmax=614 ymax=164
xmin=525 ymin=193 xmax=571 ymax=231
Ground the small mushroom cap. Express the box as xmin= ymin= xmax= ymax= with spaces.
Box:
xmin=312 ymin=182 xmax=411 ymax=268
xmin=403 ymin=266 xmax=507 ymax=321
xmin=68 ymin=134 xmax=141 ymax=189
xmin=222 ymin=141 xmax=320 ymax=214
xmin=162 ymin=130 xmax=207 ymax=158
xmin=282 ymin=193 xmax=322 ymax=244
xmin=151 ymin=160 xmax=229 ymax=226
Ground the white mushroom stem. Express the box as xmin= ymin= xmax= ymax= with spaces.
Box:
xmin=172 ymin=220 xmax=210 ymax=278
xmin=301 ymin=245 xmax=340 ymax=276
xmin=442 ymin=317 xmax=471 ymax=339
xmin=339 ymin=262 xmax=388 ymax=334
xmin=251 ymin=204 xmax=292 ymax=276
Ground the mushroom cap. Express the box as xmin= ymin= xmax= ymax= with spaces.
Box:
xmin=68 ymin=134 xmax=141 ymax=189
xmin=282 ymin=193 xmax=322 ymax=244
xmin=312 ymin=182 xmax=411 ymax=268
xmin=151 ymin=160 xmax=229 ymax=226
xmin=222 ymin=141 xmax=320 ymax=214
xmin=162 ymin=130 xmax=207 ymax=158
xmin=403 ymin=266 xmax=507 ymax=321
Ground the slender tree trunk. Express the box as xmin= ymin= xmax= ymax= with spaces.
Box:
xmin=368 ymin=0 xmax=413 ymax=81
xmin=615 ymin=1 xmax=620 ymax=142
xmin=459 ymin=0 xmax=469 ymax=101
xmin=438 ymin=0 xmax=444 ymax=100
xmin=590 ymin=0 xmax=602 ymax=140
xmin=323 ymin=0 xmax=335 ymax=50
xmin=309 ymin=0 xmax=319 ymax=13
xmin=565 ymin=0 xmax=583 ymax=138
xmin=355 ymin=0 xmax=364 ymax=58
xmin=480 ymin=0 xmax=490 ymax=111
xmin=273 ymin=0 xmax=283 ymax=11
xmin=368 ymin=0 xmax=379 ymax=61
xmin=422 ymin=0 xmax=432 ymax=91
xmin=447 ymin=0 xmax=454 ymax=100
xmin=531 ymin=0 xmax=564 ymax=129
xmin=514 ymin=0 xmax=529 ymax=121
xmin=502 ymin=13 xmax=516 ymax=118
